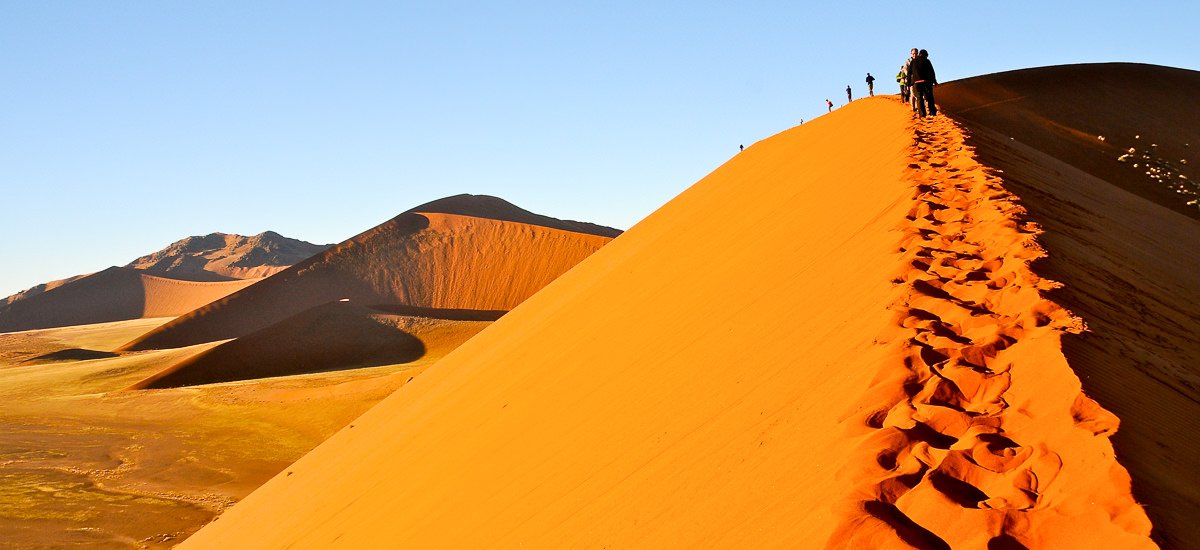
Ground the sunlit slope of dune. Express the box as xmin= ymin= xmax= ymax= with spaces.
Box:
xmin=941 ymin=63 xmax=1199 ymax=548
xmin=121 ymin=196 xmax=617 ymax=351
xmin=181 ymin=98 xmax=1151 ymax=548
xmin=0 ymin=267 xmax=258 ymax=333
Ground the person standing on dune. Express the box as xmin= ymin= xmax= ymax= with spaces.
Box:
xmin=909 ymin=49 xmax=938 ymax=117
xmin=826 ymin=99 xmax=833 ymax=112
xmin=846 ymin=85 xmax=852 ymax=102
xmin=866 ymin=73 xmax=875 ymax=96
xmin=904 ymin=48 xmax=919 ymax=112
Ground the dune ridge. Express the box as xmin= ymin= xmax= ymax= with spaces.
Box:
xmin=938 ymin=64 xmax=1200 ymax=547
xmin=179 ymin=97 xmax=1151 ymax=549
xmin=828 ymin=115 xmax=1152 ymax=548
xmin=121 ymin=196 xmax=618 ymax=352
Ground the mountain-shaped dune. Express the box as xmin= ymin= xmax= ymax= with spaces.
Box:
xmin=120 ymin=195 xmax=620 ymax=352
xmin=0 ymin=267 xmax=259 ymax=334
xmin=127 ymin=231 xmax=332 ymax=281
xmin=181 ymin=89 xmax=1166 ymax=548
xmin=939 ymin=62 xmax=1200 ymax=548
xmin=132 ymin=301 xmax=495 ymax=389
xmin=0 ymin=231 xmax=328 ymax=334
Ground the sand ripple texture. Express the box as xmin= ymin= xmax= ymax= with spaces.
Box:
xmin=828 ymin=115 xmax=1155 ymax=549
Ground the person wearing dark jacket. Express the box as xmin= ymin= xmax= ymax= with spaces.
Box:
xmin=866 ymin=73 xmax=875 ymax=96
xmin=908 ymin=49 xmax=938 ymax=117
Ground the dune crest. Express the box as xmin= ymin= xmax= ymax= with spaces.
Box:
xmin=939 ymin=63 xmax=1200 ymax=548
xmin=828 ymin=115 xmax=1152 ymax=548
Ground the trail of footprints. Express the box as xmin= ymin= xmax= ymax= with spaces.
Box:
xmin=831 ymin=115 xmax=1138 ymax=548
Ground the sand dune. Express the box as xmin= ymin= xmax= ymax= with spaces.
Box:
xmin=1 ymin=230 xmax=327 ymax=334
xmin=941 ymin=63 xmax=1199 ymax=548
xmin=180 ymin=97 xmax=1155 ymax=548
xmin=121 ymin=195 xmax=618 ymax=352
xmin=0 ymin=267 xmax=259 ymax=334
xmin=127 ymin=231 xmax=331 ymax=281
xmin=1 ymin=273 xmax=91 ymax=307
xmin=134 ymin=301 xmax=494 ymax=389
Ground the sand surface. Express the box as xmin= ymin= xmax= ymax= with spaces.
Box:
xmin=941 ymin=63 xmax=1200 ymax=548
xmin=179 ymin=97 xmax=1154 ymax=548
xmin=123 ymin=196 xmax=617 ymax=351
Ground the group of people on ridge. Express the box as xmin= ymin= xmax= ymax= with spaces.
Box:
xmin=825 ymin=49 xmax=937 ymax=117
xmin=896 ymin=48 xmax=937 ymax=117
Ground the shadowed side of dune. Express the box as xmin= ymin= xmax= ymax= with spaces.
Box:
xmin=120 ymin=196 xmax=617 ymax=352
xmin=940 ymin=63 xmax=1200 ymax=545
xmin=938 ymin=63 xmax=1200 ymax=220
xmin=0 ymin=268 xmax=259 ymax=334
xmin=940 ymin=80 xmax=1195 ymax=545
xmin=134 ymin=302 xmax=492 ymax=389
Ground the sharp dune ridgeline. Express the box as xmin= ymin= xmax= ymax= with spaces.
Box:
xmin=119 ymin=195 xmax=621 ymax=352
xmin=181 ymin=63 xmax=1194 ymax=548
xmin=0 ymin=232 xmax=329 ymax=334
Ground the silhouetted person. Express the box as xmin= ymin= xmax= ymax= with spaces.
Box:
xmin=866 ymin=73 xmax=875 ymax=96
xmin=739 ymin=144 xmax=744 ymax=152
xmin=826 ymin=99 xmax=833 ymax=112
xmin=846 ymin=85 xmax=852 ymax=102
xmin=909 ymin=49 xmax=938 ymax=117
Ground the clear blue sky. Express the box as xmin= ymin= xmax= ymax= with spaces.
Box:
xmin=2 ymin=1 xmax=1196 ymax=297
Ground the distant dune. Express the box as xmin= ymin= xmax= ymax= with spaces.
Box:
xmin=0 ymin=267 xmax=259 ymax=334
xmin=182 ymin=89 xmax=1166 ymax=548
xmin=121 ymin=195 xmax=619 ymax=352
xmin=134 ymin=301 xmax=494 ymax=389
xmin=127 ymin=231 xmax=332 ymax=281
xmin=940 ymin=62 xmax=1200 ymax=548
xmin=0 ymin=231 xmax=328 ymax=334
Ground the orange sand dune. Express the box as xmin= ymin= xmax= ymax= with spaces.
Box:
xmin=941 ymin=63 xmax=1199 ymax=548
xmin=126 ymin=231 xmax=331 ymax=281
xmin=1 ymin=273 xmax=91 ymax=307
xmin=181 ymin=98 xmax=1153 ymax=548
xmin=133 ymin=301 xmax=493 ymax=389
xmin=121 ymin=195 xmax=618 ymax=351
xmin=0 ymin=267 xmax=259 ymax=334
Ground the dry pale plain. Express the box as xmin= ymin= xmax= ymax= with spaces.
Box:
xmin=0 ymin=318 xmax=419 ymax=549
xmin=182 ymin=93 xmax=1163 ymax=548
